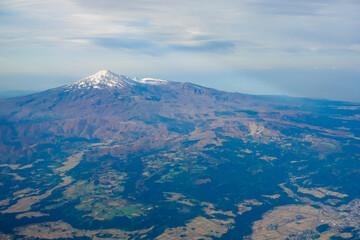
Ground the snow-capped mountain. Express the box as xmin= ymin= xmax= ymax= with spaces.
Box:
xmin=0 ymin=70 xmax=234 ymax=121
xmin=0 ymin=70 xmax=359 ymax=240
xmin=66 ymin=70 xmax=168 ymax=90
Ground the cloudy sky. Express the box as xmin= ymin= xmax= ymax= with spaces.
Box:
xmin=0 ymin=0 xmax=359 ymax=101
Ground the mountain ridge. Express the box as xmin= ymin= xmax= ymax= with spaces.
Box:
xmin=0 ymin=70 xmax=360 ymax=239
xmin=0 ymin=70 xmax=359 ymax=162
xmin=2 ymin=70 xmax=359 ymax=106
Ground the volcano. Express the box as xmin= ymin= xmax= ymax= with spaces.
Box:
xmin=0 ymin=70 xmax=359 ymax=239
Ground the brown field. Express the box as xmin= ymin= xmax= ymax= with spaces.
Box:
xmin=15 ymin=221 xmax=152 ymax=239
xmin=251 ymin=204 xmax=339 ymax=240
xmin=1 ymin=150 xmax=83 ymax=214
xmin=155 ymin=216 xmax=234 ymax=240
xmin=1 ymin=176 xmax=73 ymax=214
xmin=297 ymin=186 xmax=348 ymax=199
xmin=201 ymin=202 xmax=236 ymax=218
xmin=237 ymin=199 xmax=263 ymax=215
xmin=262 ymin=194 xmax=281 ymax=199
xmin=55 ymin=151 xmax=84 ymax=173
xmin=16 ymin=211 xmax=49 ymax=219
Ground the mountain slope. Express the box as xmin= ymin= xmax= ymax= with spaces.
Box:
xmin=0 ymin=70 xmax=359 ymax=239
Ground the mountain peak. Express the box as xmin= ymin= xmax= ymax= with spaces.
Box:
xmin=93 ymin=69 xmax=116 ymax=77
xmin=66 ymin=70 xmax=135 ymax=90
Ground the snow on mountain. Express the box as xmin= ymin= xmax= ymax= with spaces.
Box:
xmin=134 ymin=78 xmax=168 ymax=85
xmin=66 ymin=70 xmax=169 ymax=90
xmin=66 ymin=70 xmax=136 ymax=90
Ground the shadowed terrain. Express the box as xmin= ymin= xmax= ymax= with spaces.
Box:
xmin=0 ymin=70 xmax=359 ymax=239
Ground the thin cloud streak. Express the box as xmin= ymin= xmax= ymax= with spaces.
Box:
xmin=1 ymin=0 xmax=359 ymax=55
xmin=170 ymin=41 xmax=235 ymax=52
